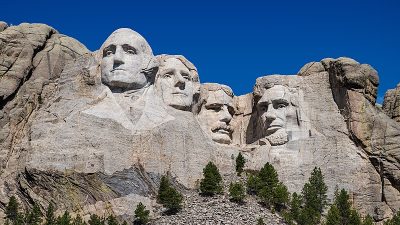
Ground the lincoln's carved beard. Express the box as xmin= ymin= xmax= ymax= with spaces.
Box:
xmin=266 ymin=128 xmax=288 ymax=146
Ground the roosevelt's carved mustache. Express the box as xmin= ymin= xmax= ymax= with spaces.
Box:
xmin=212 ymin=124 xmax=233 ymax=134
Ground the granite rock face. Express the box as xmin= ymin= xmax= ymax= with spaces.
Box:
xmin=383 ymin=83 xmax=400 ymax=123
xmin=0 ymin=23 xmax=400 ymax=223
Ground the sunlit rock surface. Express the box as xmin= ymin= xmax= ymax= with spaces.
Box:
xmin=1 ymin=22 xmax=400 ymax=223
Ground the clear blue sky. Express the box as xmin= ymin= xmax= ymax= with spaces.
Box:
xmin=2 ymin=0 xmax=399 ymax=103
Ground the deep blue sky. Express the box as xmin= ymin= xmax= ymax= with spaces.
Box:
xmin=3 ymin=0 xmax=399 ymax=103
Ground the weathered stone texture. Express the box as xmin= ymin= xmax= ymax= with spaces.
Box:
xmin=383 ymin=83 xmax=400 ymax=123
xmin=0 ymin=23 xmax=400 ymax=224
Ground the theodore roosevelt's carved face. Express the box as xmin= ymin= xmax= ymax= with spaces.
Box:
xmin=257 ymin=85 xmax=290 ymax=145
xmin=156 ymin=57 xmax=199 ymax=110
xmin=100 ymin=28 xmax=153 ymax=91
xmin=197 ymin=84 xmax=234 ymax=144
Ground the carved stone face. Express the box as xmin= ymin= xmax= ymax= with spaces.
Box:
xmin=257 ymin=85 xmax=290 ymax=145
xmin=197 ymin=89 xmax=234 ymax=144
xmin=100 ymin=28 xmax=152 ymax=91
xmin=156 ymin=58 xmax=197 ymax=110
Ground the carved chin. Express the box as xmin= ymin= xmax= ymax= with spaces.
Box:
xmin=266 ymin=129 xmax=288 ymax=146
xmin=164 ymin=96 xmax=192 ymax=111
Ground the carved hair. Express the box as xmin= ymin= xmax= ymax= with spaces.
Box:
xmin=156 ymin=54 xmax=200 ymax=82
xmin=253 ymin=77 xmax=298 ymax=107
xmin=194 ymin=83 xmax=234 ymax=114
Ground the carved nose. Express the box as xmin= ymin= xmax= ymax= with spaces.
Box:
xmin=220 ymin=106 xmax=232 ymax=123
xmin=174 ymin=74 xmax=186 ymax=89
xmin=265 ymin=107 xmax=277 ymax=121
xmin=113 ymin=46 xmax=124 ymax=67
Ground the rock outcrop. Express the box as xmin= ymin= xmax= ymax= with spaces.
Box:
xmin=0 ymin=22 xmax=400 ymax=224
xmin=383 ymin=83 xmax=400 ymax=123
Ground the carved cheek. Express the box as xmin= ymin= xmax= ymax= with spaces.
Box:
xmin=276 ymin=108 xmax=287 ymax=121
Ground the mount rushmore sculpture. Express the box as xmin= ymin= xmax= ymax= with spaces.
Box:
xmin=1 ymin=22 xmax=400 ymax=222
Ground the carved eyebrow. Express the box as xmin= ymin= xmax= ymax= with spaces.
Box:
xmin=161 ymin=68 xmax=175 ymax=76
xmin=205 ymin=103 xmax=223 ymax=109
xmin=272 ymin=98 xmax=289 ymax=105
xmin=257 ymin=100 xmax=269 ymax=106
xmin=122 ymin=44 xmax=137 ymax=54
xmin=102 ymin=45 xmax=116 ymax=57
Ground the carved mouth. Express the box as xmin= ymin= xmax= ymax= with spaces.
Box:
xmin=213 ymin=127 xmax=232 ymax=135
xmin=172 ymin=92 xmax=188 ymax=96
xmin=111 ymin=68 xmax=125 ymax=72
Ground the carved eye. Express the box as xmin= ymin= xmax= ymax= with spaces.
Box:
xmin=181 ymin=73 xmax=190 ymax=80
xmin=277 ymin=103 xmax=286 ymax=109
xmin=127 ymin=49 xmax=136 ymax=55
xmin=258 ymin=104 xmax=268 ymax=112
xmin=103 ymin=45 xmax=116 ymax=58
xmin=163 ymin=72 xmax=173 ymax=78
xmin=122 ymin=44 xmax=137 ymax=55
xmin=105 ymin=50 xmax=113 ymax=56
xmin=207 ymin=105 xmax=222 ymax=112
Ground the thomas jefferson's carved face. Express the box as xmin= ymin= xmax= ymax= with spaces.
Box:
xmin=197 ymin=89 xmax=234 ymax=144
xmin=156 ymin=58 xmax=197 ymax=110
xmin=257 ymin=85 xmax=290 ymax=145
xmin=100 ymin=29 xmax=152 ymax=91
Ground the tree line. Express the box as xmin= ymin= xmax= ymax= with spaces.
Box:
xmin=3 ymin=152 xmax=385 ymax=224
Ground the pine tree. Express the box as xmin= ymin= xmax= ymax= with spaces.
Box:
xmin=88 ymin=214 xmax=104 ymax=225
xmin=164 ymin=187 xmax=183 ymax=214
xmin=299 ymin=167 xmax=328 ymax=225
xmin=44 ymin=203 xmax=56 ymax=225
xmin=257 ymin=217 xmax=266 ymax=225
xmin=257 ymin=163 xmax=286 ymax=209
xmin=362 ymin=215 xmax=374 ymax=225
xmin=257 ymin=163 xmax=279 ymax=205
xmin=106 ymin=215 xmax=118 ymax=225
xmin=5 ymin=196 xmax=19 ymax=222
xmin=134 ymin=202 xmax=150 ymax=225
xmin=392 ymin=211 xmax=400 ymax=225
xmin=335 ymin=189 xmax=352 ymax=224
xmin=157 ymin=175 xmax=183 ymax=214
xmin=235 ymin=152 xmax=246 ymax=176
xmin=258 ymin=163 xmax=279 ymax=191
xmin=272 ymin=182 xmax=289 ymax=211
xmin=157 ymin=175 xmax=170 ymax=204
xmin=229 ymin=182 xmax=246 ymax=203
xmin=325 ymin=205 xmax=340 ymax=225
xmin=26 ymin=203 xmax=43 ymax=225
xmin=289 ymin=192 xmax=301 ymax=223
xmin=122 ymin=221 xmax=128 ymax=225
xmin=349 ymin=209 xmax=362 ymax=225
xmin=72 ymin=214 xmax=86 ymax=225
xmin=200 ymin=162 xmax=223 ymax=196
xmin=298 ymin=206 xmax=320 ymax=225
xmin=57 ymin=211 xmax=72 ymax=225
xmin=246 ymin=173 xmax=260 ymax=195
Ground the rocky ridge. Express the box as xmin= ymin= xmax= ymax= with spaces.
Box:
xmin=0 ymin=22 xmax=400 ymax=224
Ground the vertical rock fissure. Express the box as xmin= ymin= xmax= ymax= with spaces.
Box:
xmin=0 ymin=29 xmax=55 ymax=111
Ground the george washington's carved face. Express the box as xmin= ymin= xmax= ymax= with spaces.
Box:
xmin=257 ymin=85 xmax=290 ymax=145
xmin=100 ymin=28 xmax=153 ymax=91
